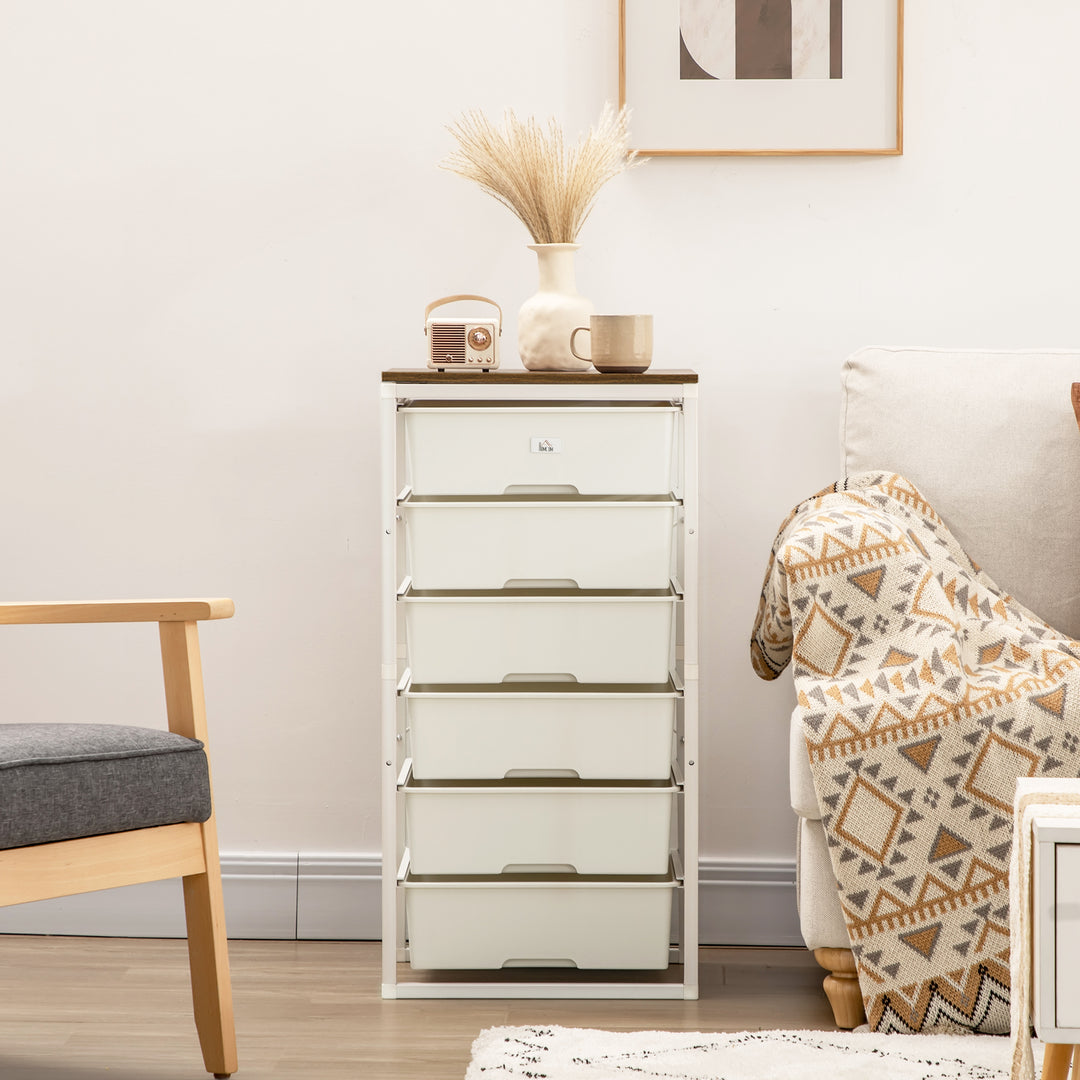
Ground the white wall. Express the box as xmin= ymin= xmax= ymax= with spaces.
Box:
xmin=1 ymin=1 xmax=1079 ymax=938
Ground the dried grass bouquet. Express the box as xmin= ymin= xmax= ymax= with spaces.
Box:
xmin=440 ymin=104 xmax=637 ymax=245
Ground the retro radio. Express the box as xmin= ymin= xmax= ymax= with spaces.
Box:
xmin=425 ymin=294 xmax=501 ymax=371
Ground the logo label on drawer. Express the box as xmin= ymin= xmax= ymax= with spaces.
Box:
xmin=531 ymin=436 xmax=562 ymax=454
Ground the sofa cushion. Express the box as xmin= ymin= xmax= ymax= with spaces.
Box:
xmin=842 ymin=346 xmax=1080 ymax=640
xmin=0 ymin=723 xmax=211 ymax=850
xmin=796 ymin=817 xmax=850 ymax=950
xmin=789 ymin=706 xmax=820 ymax=819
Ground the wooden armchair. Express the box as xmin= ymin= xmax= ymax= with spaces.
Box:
xmin=0 ymin=599 xmax=237 ymax=1078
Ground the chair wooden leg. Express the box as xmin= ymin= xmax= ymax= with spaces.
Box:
xmin=183 ymin=861 xmax=237 ymax=1078
xmin=813 ymin=947 xmax=866 ymax=1029
xmin=1042 ymin=1043 xmax=1078 ymax=1080
xmin=162 ymin=620 xmax=238 ymax=1077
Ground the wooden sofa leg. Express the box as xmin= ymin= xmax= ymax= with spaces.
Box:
xmin=1041 ymin=1043 xmax=1079 ymax=1080
xmin=814 ymin=947 xmax=866 ymax=1029
xmin=183 ymin=865 xmax=238 ymax=1078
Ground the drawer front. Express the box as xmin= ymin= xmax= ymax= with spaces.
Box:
xmin=403 ymin=405 xmax=677 ymax=495
xmin=402 ymin=499 xmax=677 ymax=590
xmin=404 ymin=783 xmax=674 ymax=875
xmin=405 ymin=689 xmax=676 ymax=780
xmin=402 ymin=594 xmax=676 ymax=684
xmin=404 ymin=877 xmax=674 ymax=970
xmin=1056 ymin=842 xmax=1080 ymax=1028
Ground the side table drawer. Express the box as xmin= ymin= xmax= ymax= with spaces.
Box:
xmin=1054 ymin=841 xmax=1080 ymax=1028
xmin=403 ymin=774 xmax=677 ymax=876
xmin=401 ymin=588 xmax=677 ymax=684
xmin=403 ymin=870 xmax=676 ymax=970
xmin=403 ymin=682 xmax=678 ymax=780
xmin=1033 ymin=819 xmax=1080 ymax=1041
xmin=402 ymin=404 xmax=678 ymax=495
xmin=400 ymin=495 xmax=678 ymax=590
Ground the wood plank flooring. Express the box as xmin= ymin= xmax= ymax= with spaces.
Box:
xmin=0 ymin=936 xmax=838 ymax=1079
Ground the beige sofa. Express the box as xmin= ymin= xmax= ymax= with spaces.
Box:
xmin=793 ymin=347 xmax=1080 ymax=1026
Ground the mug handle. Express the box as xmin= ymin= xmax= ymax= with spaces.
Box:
xmin=569 ymin=326 xmax=590 ymax=361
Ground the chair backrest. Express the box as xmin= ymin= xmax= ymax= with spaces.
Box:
xmin=841 ymin=346 xmax=1080 ymax=641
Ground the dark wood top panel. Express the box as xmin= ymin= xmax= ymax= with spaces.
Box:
xmin=382 ymin=368 xmax=698 ymax=384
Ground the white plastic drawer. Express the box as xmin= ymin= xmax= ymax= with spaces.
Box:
xmin=403 ymin=774 xmax=676 ymax=875
xmin=401 ymin=495 xmax=678 ymax=590
xmin=401 ymin=588 xmax=677 ymax=684
xmin=402 ymin=403 xmax=678 ymax=495
xmin=404 ymin=682 xmax=678 ymax=780
xmin=403 ymin=869 xmax=675 ymax=970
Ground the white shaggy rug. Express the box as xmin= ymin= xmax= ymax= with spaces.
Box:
xmin=465 ymin=1025 xmax=1034 ymax=1080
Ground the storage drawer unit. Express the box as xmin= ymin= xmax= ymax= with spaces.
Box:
xmin=381 ymin=369 xmax=699 ymax=1000
xmin=403 ymin=773 xmax=677 ymax=875
xmin=402 ymin=403 xmax=678 ymax=495
xmin=403 ymin=869 xmax=677 ymax=971
xmin=400 ymin=494 xmax=678 ymax=590
xmin=403 ymin=681 xmax=678 ymax=780
xmin=401 ymin=587 xmax=679 ymax=684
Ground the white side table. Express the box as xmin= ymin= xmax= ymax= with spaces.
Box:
xmin=1033 ymin=817 xmax=1080 ymax=1079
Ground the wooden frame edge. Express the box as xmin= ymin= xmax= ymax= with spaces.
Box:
xmin=619 ymin=0 xmax=905 ymax=157
xmin=0 ymin=824 xmax=206 ymax=908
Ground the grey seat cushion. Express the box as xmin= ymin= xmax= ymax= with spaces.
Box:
xmin=0 ymin=723 xmax=211 ymax=850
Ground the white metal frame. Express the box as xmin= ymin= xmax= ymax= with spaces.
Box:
xmin=380 ymin=374 xmax=699 ymax=1000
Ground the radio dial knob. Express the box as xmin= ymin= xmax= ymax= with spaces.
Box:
xmin=468 ymin=327 xmax=491 ymax=350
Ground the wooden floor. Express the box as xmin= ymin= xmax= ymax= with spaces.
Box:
xmin=0 ymin=936 xmax=838 ymax=1079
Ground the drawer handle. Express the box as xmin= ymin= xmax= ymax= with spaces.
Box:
xmin=502 ymin=864 xmax=578 ymax=874
xmin=504 ymin=769 xmax=581 ymax=779
xmin=502 ymin=673 xmax=578 ymax=683
xmin=503 ymin=484 xmax=580 ymax=495
xmin=503 ymin=578 xmax=579 ymax=590
xmin=502 ymin=958 xmax=578 ymax=968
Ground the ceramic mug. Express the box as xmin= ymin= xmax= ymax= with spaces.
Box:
xmin=569 ymin=314 xmax=654 ymax=374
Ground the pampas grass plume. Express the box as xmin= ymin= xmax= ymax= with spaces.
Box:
xmin=440 ymin=104 xmax=638 ymax=245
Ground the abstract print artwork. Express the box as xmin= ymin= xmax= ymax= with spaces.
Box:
xmin=620 ymin=0 xmax=901 ymax=154
xmin=680 ymin=0 xmax=842 ymax=81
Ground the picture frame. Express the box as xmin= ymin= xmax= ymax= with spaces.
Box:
xmin=619 ymin=0 xmax=903 ymax=156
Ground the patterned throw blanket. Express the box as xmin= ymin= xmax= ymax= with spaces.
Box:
xmin=751 ymin=472 xmax=1080 ymax=1034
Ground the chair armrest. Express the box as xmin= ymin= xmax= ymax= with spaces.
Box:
xmin=0 ymin=599 xmax=235 ymax=625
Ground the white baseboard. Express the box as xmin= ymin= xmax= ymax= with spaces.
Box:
xmin=699 ymin=859 xmax=803 ymax=947
xmin=0 ymin=853 xmax=802 ymax=946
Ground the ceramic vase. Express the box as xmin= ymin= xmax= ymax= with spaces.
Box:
xmin=518 ymin=243 xmax=592 ymax=372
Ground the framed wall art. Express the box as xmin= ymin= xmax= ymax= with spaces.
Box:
xmin=619 ymin=0 xmax=903 ymax=156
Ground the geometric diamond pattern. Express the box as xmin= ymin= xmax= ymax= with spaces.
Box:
xmin=963 ymin=733 xmax=1041 ymax=813
xmin=793 ymin=604 xmax=854 ymax=678
xmin=835 ymin=778 xmax=904 ymax=861
xmin=752 ymin=471 xmax=1080 ymax=1033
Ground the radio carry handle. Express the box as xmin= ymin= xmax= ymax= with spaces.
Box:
xmin=424 ymin=295 xmax=503 ymax=333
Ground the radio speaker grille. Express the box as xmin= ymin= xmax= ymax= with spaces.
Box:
xmin=431 ymin=324 xmax=466 ymax=364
